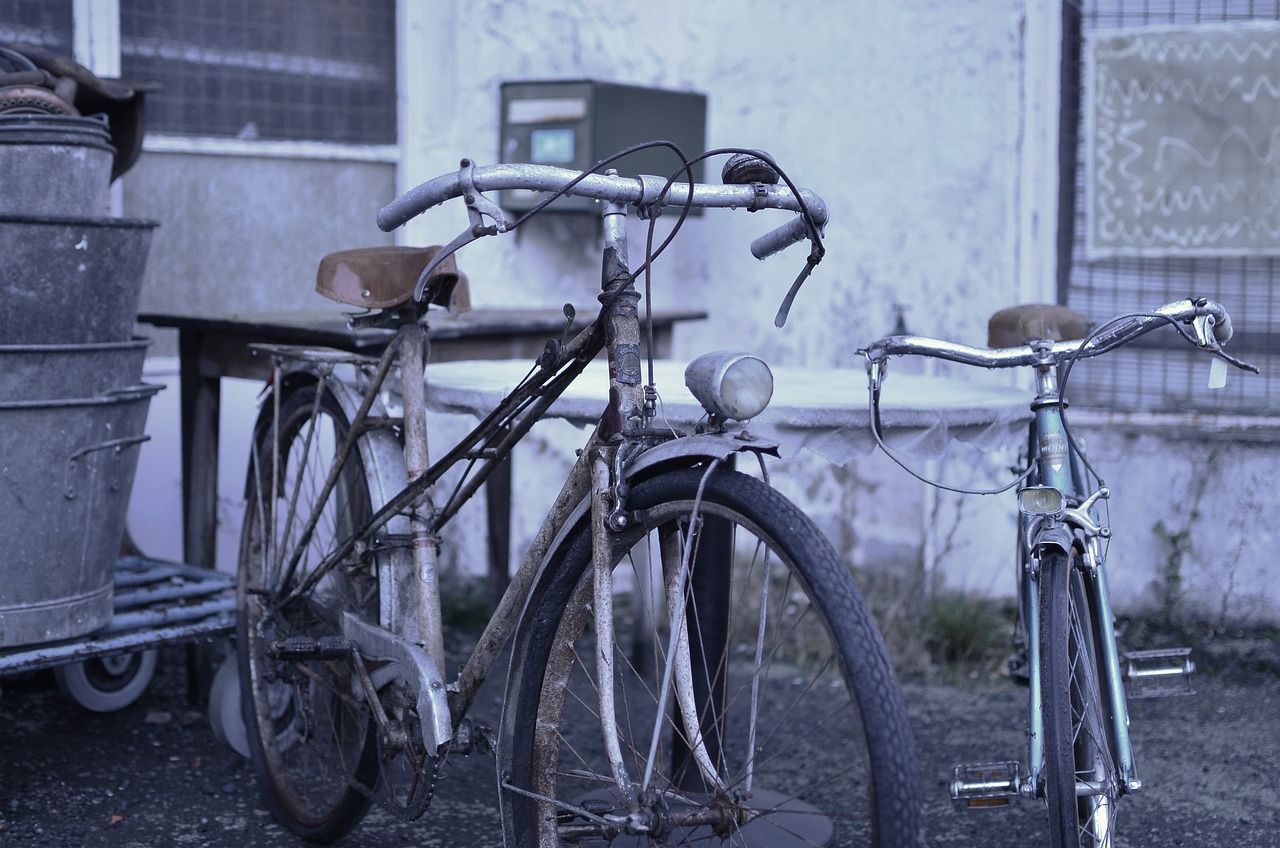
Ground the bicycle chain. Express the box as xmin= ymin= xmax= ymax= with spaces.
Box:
xmin=295 ymin=673 xmax=444 ymax=823
xmin=373 ymin=748 xmax=444 ymax=823
xmin=337 ymin=732 xmax=444 ymax=823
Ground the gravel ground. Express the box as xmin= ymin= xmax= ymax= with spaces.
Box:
xmin=1 ymin=631 xmax=1276 ymax=847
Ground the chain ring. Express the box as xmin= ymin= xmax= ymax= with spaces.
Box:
xmin=377 ymin=745 xmax=443 ymax=822
xmin=337 ymin=687 xmax=443 ymax=822
xmin=340 ymin=736 xmax=442 ymax=823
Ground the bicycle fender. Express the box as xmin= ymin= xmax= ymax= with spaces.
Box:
xmin=623 ymin=431 xmax=780 ymax=480
xmin=322 ymin=377 xmax=410 ymax=533
xmin=529 ymin=432 xmax=780 ymax=570
xmin=1030 ymin=522 xmax=1074 ymax=557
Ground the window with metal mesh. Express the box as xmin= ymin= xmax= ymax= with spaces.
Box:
xmin=118 ymin=0 xmax=395 ymax=144
xmin=0 ymin=0 xmax=73 ymax=57
xmin=1060 ymin=0 xmax=1278 ymax=414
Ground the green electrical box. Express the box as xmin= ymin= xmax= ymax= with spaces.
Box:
xmin=499 ymin=79 xmax=708 ymax=214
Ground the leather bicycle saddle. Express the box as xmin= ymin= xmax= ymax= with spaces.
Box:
xmin=316 ymin=245 xmax=470 ymax=314
xmin=987 ymin=304 xmax=1091 ymax=348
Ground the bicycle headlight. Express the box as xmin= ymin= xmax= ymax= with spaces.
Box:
xmin=684 ymin=351 xmax=774 ymax=422
xmin=1018 ymin=485 xmax=1065 ymax=517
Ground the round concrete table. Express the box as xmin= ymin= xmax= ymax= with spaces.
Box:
xmin=424 ymin=358 xmax=1031 ymax=464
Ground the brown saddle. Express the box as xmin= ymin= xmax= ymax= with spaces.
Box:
xmin=316 ymin=245 xmax=470 ymax=314
xmin=987 ymin=304 xmax=1090 ymax=348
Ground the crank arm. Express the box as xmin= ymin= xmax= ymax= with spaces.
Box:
xmin=342 ymin=612 xmax=452 ymax=752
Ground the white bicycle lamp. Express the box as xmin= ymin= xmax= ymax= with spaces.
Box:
xmin=1018 ymin=485 xmax=1066 ymax=518
xmin=684 ymin=351 xmax=774 ymax=422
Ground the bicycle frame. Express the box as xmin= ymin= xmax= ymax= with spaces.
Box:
xmin=249 ymin=197 xmax=776 ymax=770
xmin=1018 ymin=354 xmax=1139 ymax=801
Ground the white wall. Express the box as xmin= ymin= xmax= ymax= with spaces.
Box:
xmin=400 ymin=0 xmax=1032 ymax=359
xmin=387 ymin=0 xmax=1038 ymax=602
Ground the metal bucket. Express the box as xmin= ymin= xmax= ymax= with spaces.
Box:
xmin=0 ymin=383 xmax=160 ymax=647
xmin=0 ymin=216 xmax=156 ymax=344
xmin=0 ymin=337 xmax=150 ymax=399
xmin=0 ymin=114 xmax=116 ymax=217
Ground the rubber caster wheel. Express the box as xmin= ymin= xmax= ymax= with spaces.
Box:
xmin=54 ymin=649 xmax=158 ymax=713
xmin=208 ymin=652 xmax=250 ymax=758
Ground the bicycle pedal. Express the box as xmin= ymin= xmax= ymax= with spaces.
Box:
xmin=446 ymin=718 xmax=496 ymax=757
xmin=1006 ymin=652 xmax=1030 ymax=687
xmin=950 ymin=762 xmax=1023 ymax=810
xmin=1122 ymin=647 xmax=1195 ymax=698
xmin=267 ymin=635 xmax=352 ymax=661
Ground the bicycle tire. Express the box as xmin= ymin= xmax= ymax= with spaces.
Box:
xmin=1038 ymin=548 xmax=1119 ymax=848
xmin=237 ymin=384 xmax=380 ymax=843
xmin=500 ymin=464 xmax=922 ymax=847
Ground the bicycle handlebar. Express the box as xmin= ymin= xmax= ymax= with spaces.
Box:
xmin=859 ymin=298 xmax=1246 ymax=370
xmin=377 ymin=160 xmax=828 ymax=259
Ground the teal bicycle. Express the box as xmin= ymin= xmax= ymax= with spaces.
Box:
xmin=859 ymin=298 xmax=1257 ymax=848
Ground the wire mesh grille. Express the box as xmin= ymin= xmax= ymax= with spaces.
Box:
xmin=1062 ymin=0 xmax=1279 ymax=413
xmin=118 ymin=0 xmax=396 ymax=144
xmin=0 ymin=0 xmax=73 ymax=56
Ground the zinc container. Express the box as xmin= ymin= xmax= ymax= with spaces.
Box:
xmin=0 ymin=384 xmax=160 ymax=647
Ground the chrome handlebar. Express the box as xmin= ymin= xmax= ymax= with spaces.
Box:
xmin=377 ymin=159 xmax=827 ymax=259
xmin=859 ymin=298 xmax=1253 ymax=372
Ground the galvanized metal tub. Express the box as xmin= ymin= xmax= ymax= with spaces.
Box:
xmin=0 ymin=337 xmax=150 ymax=399
xmin=0 ymin=383 xmax=160 ymax=647
xmin=0 ymin=115 xmax=115 ymax=217
xmin=0 ymin=215 xmax=156 ymax=344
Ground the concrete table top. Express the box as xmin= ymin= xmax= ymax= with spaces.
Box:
xmin=424 ymin=358 xmax=1032 ymax=464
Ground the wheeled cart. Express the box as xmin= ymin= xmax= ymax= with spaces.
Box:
xmin=0 ymin=556 xmax=234 ymax=712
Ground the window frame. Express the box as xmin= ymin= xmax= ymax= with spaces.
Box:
xmin=72 ymin=0 xmax=400 ymax=163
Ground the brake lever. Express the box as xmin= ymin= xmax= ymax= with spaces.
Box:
xmin=1189 ymin=313 xmax=1220 ymax=348
xmin=1186 ymin=314 xmax=1260 ymax=374
xmin=772 ymin=242 xmax=824 ymax=328
xmin=413 ymin=158 xmax=513 ymax=301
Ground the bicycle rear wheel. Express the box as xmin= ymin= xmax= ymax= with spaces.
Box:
xmin=1039 ymin=549 xmax=1119 ymax=848
xmin=500 ymin=464 xmax=922 ymax=847
xmin=237 ymin=384 xmax=380 ymax=843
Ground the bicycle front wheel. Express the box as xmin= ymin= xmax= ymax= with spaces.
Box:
xmin=237 ymin=383 xmax=380 ymax=843
xmin=1039 ymin=549 xmax=1119 ymax=848
xmin=500 ymin=464 xmax=922 ymax=847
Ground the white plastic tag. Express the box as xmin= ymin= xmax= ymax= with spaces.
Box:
xmin=1208 ymin=356 xmax=1228 ymax=389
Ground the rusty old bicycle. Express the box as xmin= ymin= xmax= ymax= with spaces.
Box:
xmin=234 ymin=148 xmax=923 ymax=846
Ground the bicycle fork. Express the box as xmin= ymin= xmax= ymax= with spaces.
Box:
xmin=585 ymin=198 xmax=735 ymax=816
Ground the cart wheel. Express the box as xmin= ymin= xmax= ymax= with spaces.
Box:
xmin=208 ymin=652 xmax=250 ymax=758
xmin=54 ymin=649 xmax=158 ymax=713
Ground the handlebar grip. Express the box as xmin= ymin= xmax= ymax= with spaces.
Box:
xmin=750 ymin=214 xmax=815 ymax=259
xmin=377 ymin=172 xmax=461 ymax=232
xmin=1212 ymin=310 xmax=1234 ymax=343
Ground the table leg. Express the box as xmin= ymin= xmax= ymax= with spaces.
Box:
xmin=485 ymin=445 xmax=513 ymax=614
xmin=178 ymin=328 xmax=221 ymax=704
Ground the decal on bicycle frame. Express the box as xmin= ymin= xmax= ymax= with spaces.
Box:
xmin=614 ymin=343 xmax=642 ymax=385
xmin=1039 ymin=431 xmax=1068 ymax=473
